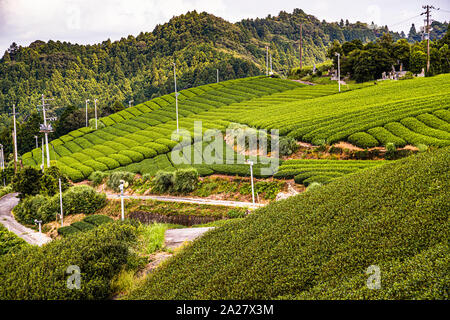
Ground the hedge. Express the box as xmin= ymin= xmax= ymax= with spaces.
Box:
xmin=83 ymin=160 xmax=109 ymax=172
xmin=71 ymin=221 xmax=96 ymax=232
xmin=119 ymin=150 xmax=144 ymax=162
xmin=95 ymin=157 xmax=120 ymax=170
xmin=109 ymin=153 xmax=133 ymax=166
xmin=0 ymin=222 xmax=138 ymax=299
xmin=83 ymin=215 xmax=113 ymax=226
xmin=144 ymin=142 xmax=169 ymax=154
xmin=348 ymin=132 xmax=379 ymax=148
xmin=131 ymin=146 xmax=157 ymax=159
xmin=128 ymin=147 xmax=450 ymax=300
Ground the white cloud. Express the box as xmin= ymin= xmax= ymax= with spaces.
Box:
xmin=0 ymin=0 xmax=449 ymax=52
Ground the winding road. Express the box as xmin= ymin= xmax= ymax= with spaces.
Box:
xmin=106 ymin=194 xmax=265 ymax=208
xmin=0 ymin=193 xmax=51 ymax=246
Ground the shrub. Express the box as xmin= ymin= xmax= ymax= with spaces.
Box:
xmin=57 ymin=225 xmax=80 ymax=237
xmin=89 ymin=171 xmax=109 ymax=186
xmin=173 ymin=168 xmax=199 ymax=194
xmin=416 ymin=143 xmax=428 ymax=152
xmin=83 ymin=160 xmax=109 ymax=172
xmin=0 ymin=224 xmax=29 ymax=256
xmin=152 ymin=171 xmax=175 ymax=193
xmin=348 ymin=132 xmax=379 ymax=148
xmin=37 ymin=186 xmax=107 ymax=223
xmin=12 ymin=167 xmax=43 ymax=199
xmin=306 ymin=182 xmax=322 ymax=192
xmin=71 ymin=221 xmax=96 ymax=232
xmin=119 ymin=150 xmax=145 ymax=162
xmin=278 ymin=137 xmax=299 ymax=156
xmin=13 ymin=195 xmax=48 ymax=225
xmin=83 ymin=215 xmax=113 ymax=226
xmin=385 ymin=142 xmax=397 ymax=160
xmin=0 ymin=222 xmax=137 ymax=299
xmin=107 ymin=172 xmax=135 ymax=192
xmin=109 ymin=153 xmax=133 ymax=166
xmin=227 ymin=209 xmax=246 ymax=219
xmin=131 ymin=146 xmax=157 ymax=159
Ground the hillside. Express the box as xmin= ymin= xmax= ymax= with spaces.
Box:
xmin=20 ymin=74 xmax=450 ymax=183
xmin=127 ymin=147 xmax=449 ymax=299
xmin=0 ymin=9 xmax=404 ymax=132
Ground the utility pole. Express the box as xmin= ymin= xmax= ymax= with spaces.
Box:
xmin=173 ymin=62 xmax=179 ymax=133
xmin=59 ymin=178 xmax=64 ymax=226
xmin=10 ymin=104 xmax=18 ymax=164
xmin=39 ymin=94 xmax=54 ymax=168
xmin=265 ymin=46 xmax=269 ymax=76
xmin=85 ymin=99 xmax=90 ymax=127
xmin=270 ymin=54 xmax=273 ymax=75
xmin=119 ymin=180 xmax=125 ymax=221
xmin=300 ymin=23 xmax=303 ymax=70
xmin=246 ymin=159 xmax=255 ymax=206
xmin=94 ymin=99 xmax=98 ymax=129
xmin=335 ymin=52 xmax=341 ymax=92
xmin=217 ymin=69 xmax=219 ymax=83
xmin=12 ymin=130 xmax=17 ymax=173
xmin=422 ymin=5 xmax=439 ymax=73
xmin=0 ymin=144 xmax=4 ymax=171
xmin=41 ymin=138 xmax=45 ymax=172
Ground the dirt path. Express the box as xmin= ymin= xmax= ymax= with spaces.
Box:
xmin=0 ymin=193 xmax=51 ymax=246
xmin=106 ymin=194 xmax=264 ymax=208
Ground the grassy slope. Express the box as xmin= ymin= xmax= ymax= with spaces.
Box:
xmin=128 ymin=148 xmax=449 ymax=300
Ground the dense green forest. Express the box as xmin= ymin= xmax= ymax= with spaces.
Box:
xmin=0 ymin=9 xmax=446 ymax=158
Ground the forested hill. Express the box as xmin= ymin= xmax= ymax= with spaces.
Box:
xmin=0 ymin=8 xmax=411 ymax=131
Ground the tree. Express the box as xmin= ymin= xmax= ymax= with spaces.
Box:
xmin=12 ymin=167 xmax=43 ymax=199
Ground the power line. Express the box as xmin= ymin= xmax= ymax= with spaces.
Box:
xmin=388 ymin=14 xmax=422 ymax=29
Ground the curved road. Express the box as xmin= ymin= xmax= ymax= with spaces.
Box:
xmin=0 ymin=193 xmax=51 ymax=246
xmin=106 ymin=194 xmax=264 ymax=208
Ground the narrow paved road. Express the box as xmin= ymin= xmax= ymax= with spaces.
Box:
xmin=106 ymin=194 xmax=265 ymax=208
xmin=0 ymin=193 xmax=51 ymax=246
xmin=164 ymin=227 xmax=215 ymax=250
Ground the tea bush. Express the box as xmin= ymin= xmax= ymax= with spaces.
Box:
xmin=128 ymin=148 xmax=449 ymax=300
xmin=0 ymin=222 xmax=138 ymax=299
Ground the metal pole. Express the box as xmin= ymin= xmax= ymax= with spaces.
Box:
xmin=34 ymin=135 xmax=38 ymax=149
xmin=335 ymin=52 xmax=341 ymax=93
xmin=173 ymin=63 xmax=179 ymax=133
xmin=0 ymin=144 xmax=4 ymax=171
xmin=338 ymin=54 xmax=341 ymax=93
xmin=59 ymin=178 xmax=63 ymax=227
xmin=266 ymin=46 xmax=269 ymax=76
xmin=12 ymin=104 xmax=18 ymax=163
xmin=42 ymin=95 xmax=51 ymax=168
xmin=41 ymin=138 xmax=45 ymax=172
xmin=120 ymin=181 xmax=125 ymax=221
xmin=270 ymin=54 xmax=272 ymax=74
xmin=85 ymin=99 xmax=89 ymax=127
xmin=217 ymin=69 xmax=219 ymax=83
xmin=247 ymin=160 xmax=255 ymax=205
xmin=94 ymin=99 xmax=98 ymax=130
xmin=250 ymin=162 xmax=255 ymax=205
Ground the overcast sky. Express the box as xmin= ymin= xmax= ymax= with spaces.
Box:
xmin=0 ymin=0 xmax=449 ymax=52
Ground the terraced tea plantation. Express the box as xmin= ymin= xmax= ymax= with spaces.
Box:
xmin=227 ymin=74 xmax=450 ymax=148
xmin=22 ymin=77 xmax=304 ymax=181
xmin=21 ymin=75 xmax=450 ymax=186
xmin=275 ymin=159 xmax=383 ymax=185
